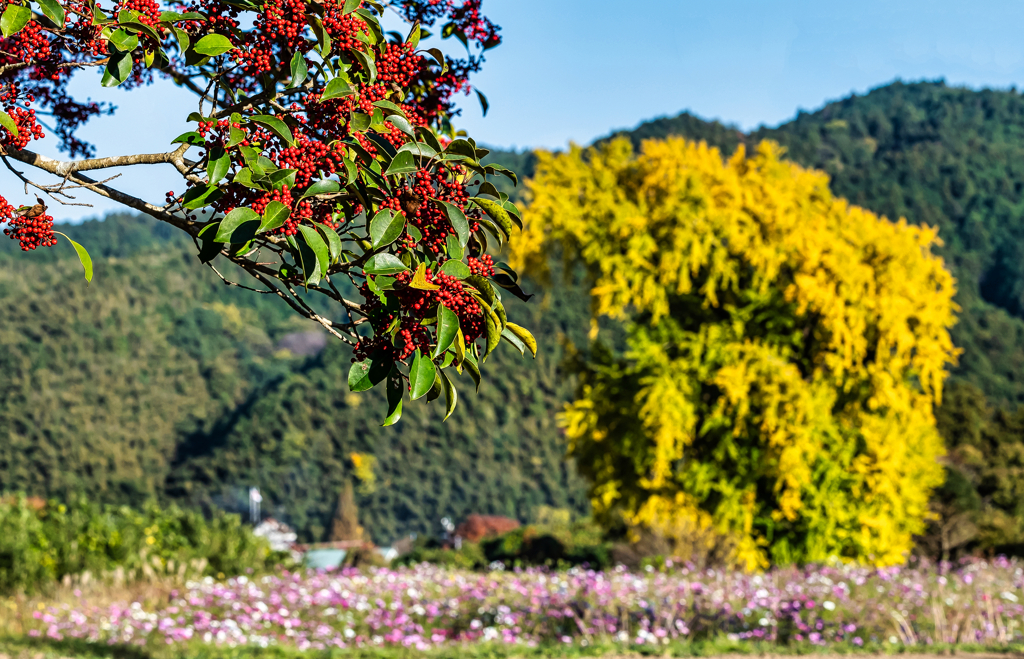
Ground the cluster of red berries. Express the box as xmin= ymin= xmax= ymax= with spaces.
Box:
xmin=113 ymin=0 xmax=161 ymax=25
xmin=377 ymin=42 xmax=422 ymax=88
xmin=234 ymin=0 xmax=309 ymax=75
xmin=319 ymin=0 xmax=367 ymax=54
xmin=0 ymin=104 xmax=45 ymax=150
xmin=391 ymin=167 xmax=475 ymax=254
xmin=357 ymin=264 xmax=490 ymax=363
xmin=467 ymin=254 xmax=494 ymax=277
xmin=0 ymin=196 xmax=56 ymax=251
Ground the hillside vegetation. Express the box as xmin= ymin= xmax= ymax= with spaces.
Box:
xmin=5 ymin=80 xmax=1024 ymax=551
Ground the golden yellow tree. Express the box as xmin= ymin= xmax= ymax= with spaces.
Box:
xmin=512 ymin=137 xmax=960 ymax=569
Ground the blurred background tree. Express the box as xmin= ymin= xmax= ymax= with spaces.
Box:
xmin=512 ymin=136 xmax=959 ymax=569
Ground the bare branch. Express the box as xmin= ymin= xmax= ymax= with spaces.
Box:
xmin=4 ymin=147 xmax=198 ymax=235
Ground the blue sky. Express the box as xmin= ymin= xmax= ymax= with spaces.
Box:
xmin=11 ymin=0 xmax=1024 ymax=221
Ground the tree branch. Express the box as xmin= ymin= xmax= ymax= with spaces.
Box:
xmin=4 ymin=147 xmax=198 ymax=234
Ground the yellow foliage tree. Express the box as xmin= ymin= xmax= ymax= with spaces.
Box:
xmin=511 ymin=137 xmax=960 ymax=569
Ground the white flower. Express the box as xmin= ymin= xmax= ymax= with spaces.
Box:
xmin=823 ymin=601 xmax=835 ymax=611
xmin=1001 ymin=591 xmax=1019 ymax=602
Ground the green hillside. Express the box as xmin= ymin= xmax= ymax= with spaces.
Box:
xmin=0 ymin=214 xmax=591 ymax=543
xmin=6 ymin=80 xmax=1024 ymax=548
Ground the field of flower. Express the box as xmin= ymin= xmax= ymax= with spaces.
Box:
xmin=4 ymin=558 xmax=1024 ymax=657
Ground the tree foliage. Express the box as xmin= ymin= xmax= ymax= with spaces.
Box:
xmin=0 ymin=0 xmax=532 ymax=419
xmin=512 ymin=136 xmax=960 ymax=568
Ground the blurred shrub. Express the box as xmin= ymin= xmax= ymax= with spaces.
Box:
xmin=0 ymin=494 xmax=286 ymax=594
xmin=396 ymin=516 xmax=611 ymax=570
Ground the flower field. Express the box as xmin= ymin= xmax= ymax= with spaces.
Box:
xmin=14 ymin=558 xmax=1024 ymax=654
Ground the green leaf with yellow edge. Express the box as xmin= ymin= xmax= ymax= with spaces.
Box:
xmin=503 ymin=322 xmax=537 ymax=358
xmin=438 ymin=368 xmax=457 ymax=421
xmin=470 ymin=196 xmax=515 ymax=237
xmin=0 ymin=110 xmax=19 ymax=137
xmin=382 ymin=367 xmax=403 ymax=426
xmin=500 ymin=328 xmax=526 ymax=356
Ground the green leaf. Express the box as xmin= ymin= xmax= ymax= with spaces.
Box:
xmin=289 ymin=233 xmax=321 ymax=286
xmin=424 ymin=47 xmax=447 ymax=73
xmin=350 ymin=111 xmax=371 ymax=132
xmin=471 ymin=196 xmax=515 ymax=237
xmin=266 ymin=168 xmax=297 ymax=190
xmin=181 ymin=184 xmax=223 ymax=209
xmin=406 ymin=21 xmax=421 ymax=48
xmin=503 ymin=322 xmax=537 ymax=358
xmin=227 ymin=124 xmax=245 ymax=147
xmin=348 ymin=356 xmax=390 ymax=392
xmin=370 ymin=209 xmax=405 ymax=249
xmin=108 ymin=27 xmax=138 ymax=51
xmin=250 ymin=115 xmax=294 ymax=144
xmin=409 ymin=349 xmax=436 ymax=401
xmin=298 ymin=224 xmax=330 ymax=278
xmin=439 ymin=259 xmax=470 ymax=279
xmin=194 ymin=33 xmax=234 ymax=56
xmin=445 ymin=139 xmax=476 ymax=158
xmin=385 ymin=115 xmax=415 ymax=137
xmin=119 ymin=20 xmax=163 ymax=44
xmin=232 ymin=167 xmax=258 ymax=189
xmin=363 ymin=252 xmax=409 ymax=275
xmin=350 ymin=48 xmax=377 ymax=82
xmin=463 ymin=352 xmax=481 ymax=391
xmin=206 ymin=145 xmax=230 ymax=184
xmin=436 ymin=200 xmax=470 ymax=247
xmin=383 ymin=368 xmax=403 ymax=426
xmin=258 ymin=200 xmax=291 ymax=233
xmin=214 ymin=207 xmax=260 ymax=242
xmin=36 ymin=0 xmax=65 ymax=27
xmin=0 ymin=4 xmax=30 ymax=37
xmin=0 ymin=110 xmax=18 ymax=137
xmin=101 ymin=51 xmax=133 ymax=87
xmin=445 ymin=234 xmax=463 ymax=261
xmin=318 ymin=224 xmax=342 ymax=263
xmin=171 ymin=131 xmax=203 ymax=146
xmin=300 ymin=178 xmax=340 ymax=199
xmin=395 ymin=141 xmax=437 ymax=159
xmin=426 ymin=369 xmax=443 ymax=402
xmin=54 ymin=232 xmax=92 ymax=283
xmin=476 ymin=89 xmax=489 ymax=117
xmin=434 ymin=305 xmax=460 ymax=358
xmin=289 ymin=50 xmax=307 ymax=88
xmin=320 ymin=77 xmax=354 ymax=102
xmin=384 ymin=150 xmax=418 ymax=176
xmin=500 ymin=328 xmax=526 ymax=356
xmin=439 ymin=368 xmax=458 ymax=421
xmin=342 ymin=0 xmax=360 ymax=14
xmin=172 ymin=26 xmax=190 ymax=52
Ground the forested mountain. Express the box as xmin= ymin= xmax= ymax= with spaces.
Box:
xmin=6 ymin=80 xmax=1024 ymax=548
xmin=0 ymin=215 xmax=590 ymax=543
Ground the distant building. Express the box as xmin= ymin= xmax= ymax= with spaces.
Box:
xmin=253 ymin=518 xmax=298 ymax=552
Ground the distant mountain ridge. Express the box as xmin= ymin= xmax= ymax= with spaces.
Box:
xmin=487 ymin=80 xmax=1024 ymax=406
